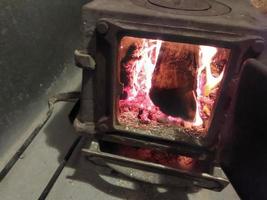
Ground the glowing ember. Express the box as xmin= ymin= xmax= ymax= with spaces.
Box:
xmin=118 ymin=36 xmax=230 ymax=135
xmin=117 ymin=145 xmax=197 ymax=171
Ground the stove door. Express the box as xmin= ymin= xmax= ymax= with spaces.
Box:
xmin=221 ymin=58 xmax=267 ymax=200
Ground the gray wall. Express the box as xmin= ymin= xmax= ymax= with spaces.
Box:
xmin=0 ymin=0 xmax=87 ymax=171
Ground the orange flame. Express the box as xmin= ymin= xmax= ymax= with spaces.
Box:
xmin=199 ymin=46 xmax=225 ymax=96
xmin=127 ymin=39 xmax=162 ymax=109
xmin=193 ymin=46 xmax=226 ymax=127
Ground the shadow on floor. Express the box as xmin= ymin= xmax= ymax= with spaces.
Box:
xmin=67 ymin=139 xmax=191 ymax=200
xmin=42 ymin=101 xmax=193 ymax=199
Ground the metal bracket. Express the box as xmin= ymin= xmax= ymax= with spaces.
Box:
xmin=82 ymin=139 xmax=229 ymax=191
xmin=73 ymin=118 xmax=96 ymax=134
xmin=74 ymin=50 xmax=96 ymax=70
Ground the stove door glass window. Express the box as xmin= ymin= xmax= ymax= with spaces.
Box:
xmin=117 ymin=36 xmax=230 ymax=136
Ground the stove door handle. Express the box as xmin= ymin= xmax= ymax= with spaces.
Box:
xmin=74 ymin=49 xmax=96 ymax=70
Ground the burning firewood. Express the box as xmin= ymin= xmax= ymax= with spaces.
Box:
xmin=118 ymin=36 xmax=229 ymax=134
xmin=211 ymin=48 xmax=230 ymax=77
xmin=150 ymin=42 xmax=199 ymax=121
xmin=120 ymin=39 xmax=143 ymax=99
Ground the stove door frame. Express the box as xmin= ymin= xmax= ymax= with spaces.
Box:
xmin=81 ymin=19 xmax=263 ymax=152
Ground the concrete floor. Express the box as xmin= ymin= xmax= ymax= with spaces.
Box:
xmin=0 ymin=103 xmax=240 ymax=200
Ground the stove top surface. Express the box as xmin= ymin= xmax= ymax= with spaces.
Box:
xmin=83 ymin=0 xmax=267 ymax=34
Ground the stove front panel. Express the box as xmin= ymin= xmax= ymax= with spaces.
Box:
xmin=76 ymin=6 xmax=265 ymax=150
xmin=85 ymin=20 xmax=258 ymax=148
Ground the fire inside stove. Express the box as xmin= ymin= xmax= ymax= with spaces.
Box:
xmin=117 ymin=36 xmax=230 ymax=135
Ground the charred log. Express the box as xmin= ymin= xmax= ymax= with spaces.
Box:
xmin=119 ymin=39 xmax=142 ymax=99
xmin=150 ymin=42 xmax=199 ymax=121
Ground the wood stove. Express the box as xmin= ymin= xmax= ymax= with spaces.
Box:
xmin=73 ymin=0 xmax=267 ymax=192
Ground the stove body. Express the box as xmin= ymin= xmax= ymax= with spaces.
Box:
xmin=73 ymin=0 xmax=267 ymax=192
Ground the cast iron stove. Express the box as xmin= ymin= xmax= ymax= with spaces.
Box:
xmin=73 ymin=0 xmax=267 ymax=192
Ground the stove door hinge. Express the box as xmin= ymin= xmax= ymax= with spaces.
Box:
xmin=74 ymin=50 xmax=96 ymax=70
